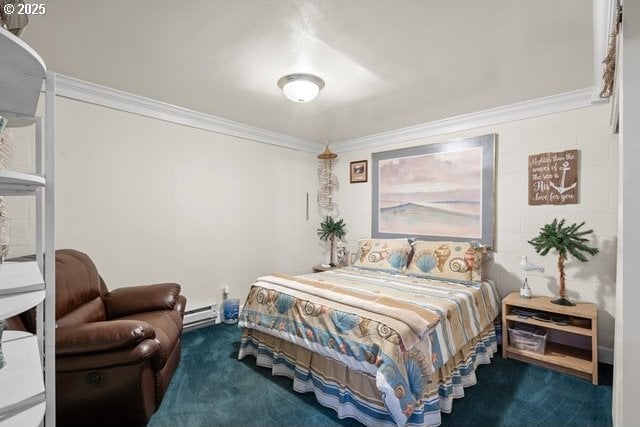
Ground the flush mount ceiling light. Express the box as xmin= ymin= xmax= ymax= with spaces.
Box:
xmin=277 ymin=73 xmax=325 ymax=103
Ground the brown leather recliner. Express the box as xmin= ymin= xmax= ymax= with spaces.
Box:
xmin=55 ymin=249 xmax=186 ymax=426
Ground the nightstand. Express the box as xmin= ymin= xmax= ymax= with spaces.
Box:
xmin=502 ymin=292 xmax=598 ymax=384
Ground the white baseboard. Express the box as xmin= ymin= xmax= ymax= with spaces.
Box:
xmin=183 ymin=302 xmax=218 ymax=330
xmin=599 ymin=345 xmax=614 ymax=365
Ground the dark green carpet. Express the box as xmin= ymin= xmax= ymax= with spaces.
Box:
xmin=149 ymin=324 xmax=612 ymax=427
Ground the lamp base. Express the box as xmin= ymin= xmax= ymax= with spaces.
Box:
xmin=551 ymin=297 xmax=576 ymax=306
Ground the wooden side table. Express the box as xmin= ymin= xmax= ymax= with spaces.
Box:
xmin=502 ymin=292 xmax=598 ymax=384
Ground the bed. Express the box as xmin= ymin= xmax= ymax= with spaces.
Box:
xmin=237 ymin=239 xmax=500 ymax=427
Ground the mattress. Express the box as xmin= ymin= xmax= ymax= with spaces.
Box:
xmin=238 ymin=267 xmax=500 ymax=426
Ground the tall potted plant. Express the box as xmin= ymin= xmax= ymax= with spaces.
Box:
xmin=317 ymin=216 xmax=347 ymax=267
xmin=528 ymin=218 xmax=599 ymax=306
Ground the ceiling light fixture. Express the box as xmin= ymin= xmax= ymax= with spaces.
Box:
xmin=278 ymin=73 xmax=325 ymax=103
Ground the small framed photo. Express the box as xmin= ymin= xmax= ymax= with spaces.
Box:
xmin=350 ymin=160 xmax=368 ymax=183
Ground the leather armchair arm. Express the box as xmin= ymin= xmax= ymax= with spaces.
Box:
xmin=56 ymin=320 xmax=155 ymax=356
xmin=56 ymin=338 xmax=164 ymax=373
xmin=175 ymin=294 xmax=187 ymax=316
xmin=103 ymin=283 xmax=182 ymax=319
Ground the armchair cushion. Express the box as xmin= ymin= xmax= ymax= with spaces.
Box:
xmin=56 ymin=249 xmax=103 ymax=320
xmin=103 ymin=283 xmax=181 ymax=319
xmin=56 ymin=320 xmax=155 ymax=356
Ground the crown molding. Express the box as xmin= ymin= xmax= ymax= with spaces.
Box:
xmin=331 ymin=87 xmax=597 ymax=153
xmin=54 ymin=74 xmax=603 ymax=154
xmin=54 ymin=74 xmax=323 ymax=153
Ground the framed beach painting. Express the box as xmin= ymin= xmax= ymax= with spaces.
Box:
xmin=372 ymin=134 xmax=496 ymax=248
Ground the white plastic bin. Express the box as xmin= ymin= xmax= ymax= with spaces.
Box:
xmin=508 ymin=325 xmax=547 ymax=354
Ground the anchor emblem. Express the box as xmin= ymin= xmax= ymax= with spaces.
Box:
xmin=550 ymin=161 xmax=577 ymax=194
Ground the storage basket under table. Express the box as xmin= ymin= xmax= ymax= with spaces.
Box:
xmin=508 ymin=325 xmax=547 ymax=354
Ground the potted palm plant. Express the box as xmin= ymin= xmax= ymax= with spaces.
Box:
xmin=528 ymin=218 xmax=599 ymax=306
xmin=317 ymin=216 xmax=347 ymax=267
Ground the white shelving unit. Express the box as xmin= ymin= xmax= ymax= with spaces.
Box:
xmin=0 ymin=331 xmax=46 ymax=420
xmin=0 ymin=171 xmax=45 ymax=195
xmin=0 ymin=27 xmax=55 ymax=427
xmin=0 ymin=262 xmax=46 ymax=295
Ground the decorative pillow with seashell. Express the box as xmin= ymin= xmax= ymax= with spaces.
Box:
xmin=406 ymin=240 xmax=484 ymax=283
xmin=352 ymin=238 xmax=412 ymax=272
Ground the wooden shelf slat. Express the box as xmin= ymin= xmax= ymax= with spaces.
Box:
xmin=502 ymin=293 xmax=596 ymax=319
xmin=506 ymin=342 xmax=593 ymax=374
xmin=505 ymin=314 xmax=593 ymax=337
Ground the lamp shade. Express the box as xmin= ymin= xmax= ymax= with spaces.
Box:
xmin=278 ymin=74 xmax=325 ymax=103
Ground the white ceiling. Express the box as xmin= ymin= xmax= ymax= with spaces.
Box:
xmin=23 ymin=0 xmax=593 ymax=143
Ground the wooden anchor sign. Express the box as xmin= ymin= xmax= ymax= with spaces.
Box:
xmin=528 ymin=149 xmax=579 ymax=205
xmin=549 ymin=161 xmax=578 ymax=194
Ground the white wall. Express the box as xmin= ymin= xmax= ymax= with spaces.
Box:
xmin=614 ymin=1 xmax=640 ymax=424
xmin=333 ymin=105 xmax=618 ymax=354
xmin=3 ymin=86 xmax=618 ymax=359
xmin=7 ymin=96 xmax=324 ymax=308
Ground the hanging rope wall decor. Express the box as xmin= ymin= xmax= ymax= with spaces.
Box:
xmin=600 ymin=8 xmax=622 ymax=99
xmin=0 ymin=0 xmax=29 ymax=36
xmin=317 ymin=145 xmax=338 ymax=210
xmin=0 ymin=128 xmax=11 ymax=262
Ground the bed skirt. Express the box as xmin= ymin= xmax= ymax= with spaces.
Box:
xmin=238 ymin=325 xmax=497 ymax=427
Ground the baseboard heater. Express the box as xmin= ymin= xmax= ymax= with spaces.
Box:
xmin=183 ymin=303 xmax=218 ymax=330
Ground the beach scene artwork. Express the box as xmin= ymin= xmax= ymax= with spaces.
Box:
xmin=378 ymin=147 xmax=483 ymax=238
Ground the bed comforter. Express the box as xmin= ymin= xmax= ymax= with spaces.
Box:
xmin=238 ymin=268 xmax=500 ymax=426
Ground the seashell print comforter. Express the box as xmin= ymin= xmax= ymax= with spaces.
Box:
xmin=238 ymin=267 xmax=500 ymax=427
